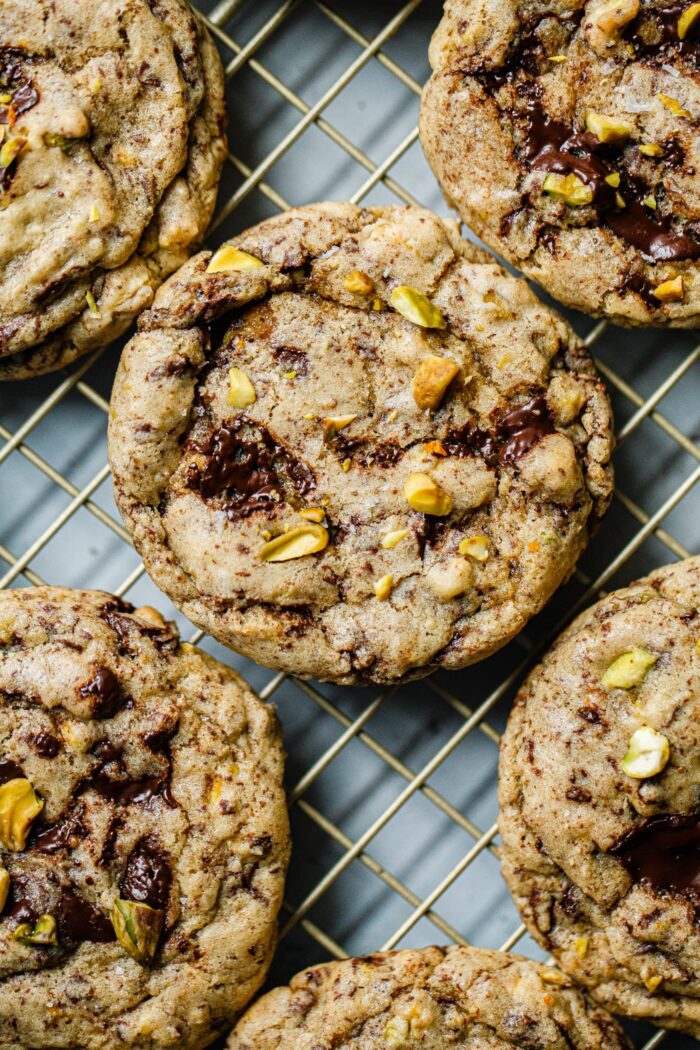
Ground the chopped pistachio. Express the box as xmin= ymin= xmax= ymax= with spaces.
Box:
xmin=90 ymin=78 xmax=103 ymax=94
xmin=540 ymin=968 xmax=572 ymax=986
xmin=390 ymin=286 xmax=447 ymax=329
xmin=658 ymin=92 xmax=691 ymax=119
xmin=384 ymin=1015 xmax=410 ymax=1047
xmin=645 ymin=974 xmax=664 ymax=993
xmin=0 ymin=136 xmax=26 ymax=170
xmin=381 ymin=528 xmax=409 ymax=549
xmin=284 ymin=369 xmax=296 ymax=380
xmin=639 ymin=142 xmax=664 ymax=157
xmin=299 ymin=507 xmax=325 ymax=523
xmin=0 ymin=778 xmax=44 ymax=851
xmin=602 ymin=647 xmax=657 ymax=689
xmin=404 ymin=472 xmax=452 ymax=516
xmin=542 ymin=172 xmax=593 ymax=206
xmin=549 ymin=54 xmax=567 ymax=62
xmin=678 ymin=2 xmax=700 ymax=38
xmin=372 ymin=297 xmax=384 ymax=312
xmin=604 ymin=172 xmax=621 ymax=187
xmin=574 ymin=936 xmax=589 ymax=959
xmin=387 ymin=409 xmax=398 ymax=422
xmin=111 ymin=899 xmax=163 ymax=964
xmin=373 ymin=574 xmax=394 ymax=601
xmin=259 ymin=523 xmax=329 ymax=562
xmin=13 ymin=914 xmax=57 ymax=947
xmin=0 ymin=92 xmax=12 ymax=105
xmin=43 ymin=131 xmax=84 ymax=153
xmin=323 ymin=414 xmax=356 ymax=441
xmin=621 ymin=725 xmax=670 ymax=779
xmin=615 ymin=191 xmax=626 ymax=208
xmin=643 ymin=194 xmax=657 ymax=209
xmin=458 ymin=535 xmax=490 ymax=562
xmin=653 ymin=275 xmax=684 ymax=302
xmin=342 ymin=458 xmax=351 ymax=472
xmin=227 ymin=367 xmax=256 ymax=408
xmin=343 ymin=269 xmax=374 ymax=294
xmin=85 ymin=290 xmax=100 ymax=317
xmin=412 ymin=354 xmax=459 ymax=411
xmin=207 ymin=246 xmax=264 ymax=274
xmin=0 ymin=868 xmax=9 ymax=913
xmin=585 ymin=110 xmax=632 ymax=144
xmin=89 ymin=203 xmax=100 ymax=222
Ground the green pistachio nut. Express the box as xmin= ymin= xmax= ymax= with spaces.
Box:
xmin=111 ymin=899 xmax=164 ymax=965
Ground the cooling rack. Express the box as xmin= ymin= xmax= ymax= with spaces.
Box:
xmin=1 ymin=1 xmax=699 ymax=1046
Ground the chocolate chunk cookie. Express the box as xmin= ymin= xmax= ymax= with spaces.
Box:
xmin=227 ymin=945 xmax=630 ymax=1048
xmin=500 ymin=556 xmax=700 ymax=1036
xmin=0 ymin=0 xmax=226 ymax=380
xmin=108 ymin=202 xmax=614 ymax=685
xmin=422 ymin=0 xmax=700 ymax=326
xmin=0 ymin=587 xmax=289 ymax=1049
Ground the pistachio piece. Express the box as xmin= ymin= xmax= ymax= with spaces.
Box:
xmin=207 ymin=246 xmax=264 ymax=274
xmin=585 ymin=110 xmax=632 ymax=143
xmin=227 ymin=367 xmax=256 ymax=408
xmin=549 ymin=53 xmax=567 ymax=62
xmin=585 ymin=0 xmax=639 ymax=40
xmin=574 ymin=936 xmax=589 ymax=959
xmin=323 ymin=414 xmax=356 ymax=441
xmin=643 ymin=194 xmax=657 ymax=209
xmin=384 ymin=1016 xmax=410 ymax=1048
xmin=542 ymin=172 xmax=594 ymax=206
xmin=621 ymin=726 xmax=670 ymax=779
xmin=639 ymin=142 xmax=664 ymax=157
xmin=678 ymin=2 xmax=700 ymax=38
xmin=458 ymin=535 xmax=490 ymax=562
xmin=89 ymin=203 xmax=100 ymax=222
xmin=412 ymin=354 xmax=459 ymax=411
xmin=645 ymin=974 xmax=664 ymax=993
xmin=134 ymin=605 xmax=166 ymax=629
xmin=390 ymin=286 xmax=446 ymax=329
xmin=259 ymin=523 xmax=329 ymax=562
xmin=13 ymin=914 xmax=57 ymax=947
xmin=0 ymin=778 xmax=44 ymax=851
xmin=653 ymin=275 xmax=684 ymax=302
xmin=0 ymin=868 xmax=9 ymax=913
xmin=540 ymin=968 xmax=572 ymax=986
xmin=381 ymin=528 xmax=409 ymax=549
xmin=343 ymin=270 xmax=374 ymax=294
xmin=658 ymin=93 xmax=691 ymax=119
xmin=373 ymin=574 xmax=394 ymax=601
xmin=85 ymin=291 xmax=100 ymax=317
xmin=111 ymin=899 xmax=163 ymax=964
xmin=604 ymin=172 xmax=621 ymax=187
xmin=404 ymin=473 xmax=452 ymax=516
xmin=426 ymin=557 xmax=473 ymax=601
xmin=0 ymin=136 xmax=26 ymax=171
xmin=43 ymin=131 xmax=84 ymax=153
xmin=299 ymin=507 xmax=325 ymax=523
xmin=602 ymin=647 xmax=657 ymax=689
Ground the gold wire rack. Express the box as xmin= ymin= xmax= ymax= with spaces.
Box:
xmin=1 ymin=2 xmax=699 ymax=1047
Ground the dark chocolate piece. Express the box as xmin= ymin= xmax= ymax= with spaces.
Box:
xmin=26 ymin=731 xmax=60 ymax=759
xmin=58 ymin=887 xmax=115 ymax=944
xmin=0 ymin=757 xmax=25 ymax=784
xmin=610 ymin=813 xmax=700 ymax=896
xmin=79 ymin=667 xmax=124 ymax=719
xmin=497 ymin=394 xmax=555 ymax=465
xmin=0 ymin=48 xmax=39 ymax=124
xmin=32 ymin=804 xmax=87 ymax=854
xmin=121 ymin=838 xmax=172 ymax=911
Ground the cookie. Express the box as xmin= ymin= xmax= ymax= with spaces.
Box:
xmin=226 ymin=945 xmax=630 ymax=1048
xmin=0 ymin=587 xmax=289 ymax=1050
xmin=0 ymin=0 xmax=226 ymax=380
xmin=499 ymin=556 xmax=700 ymax=1036
xmin=108 ymin=202 xmax=614 ymax=685
xmin=421 ymin=0 xmax=700 ymax=327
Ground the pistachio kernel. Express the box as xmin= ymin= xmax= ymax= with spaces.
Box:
xmin=111 ymin=899 xmax=163 ymax=964
xmin=373 ymin=574 xmax=394 ymax=601
xmin=602 ymin=647 xmax=657 ymax=689
xmin=342 ymin=458 xmax=351 ymax=472
xmin=604 ymin=172 xmax=621 ymax=187
xmin=458 ymin=535 xmax=490 ymax=562
xmin=0 ymin=868 xmax=9 ymax=913
xmin=390 ymin=286 xmax=447 ymax=329
xmin=658 ymin=93 xmax=691 ymax=118
xmin=653 ymin=275 xmax=684 ymax=302
xmin=323 ymin=414 xmax=356 ymax=441
xmin=645 ymin=974 xmax=664 ymax=993
xmin=404 ymin=472 xmax=452 ymax=516
xmin=43 ymin=131 xmax=84 ymax=153
xmin=621 ymin=725 xmax=670 ymax=779
xmin=542 ymin=172 xmax=594 ymax=206
xmin=384 ymin=1016 xmax=410 ymax=1048
xmin=412 ymin=354 xmax=459 ymax=411
xmin=13 ymin=914 xmax=57 ymax=947
xmin=85 ymin=291 xmax=100 ymax=317
xmin=643 ymin=194 xmax=657 ymax=209
xmin=574 ymin=936 xmax=589 ymax=959
xmin=299 ymin=507 xmax=325 ymax=523
xmin=540 ymin=968 xmax=572 ymax=986
xmin=0 ymin=136 xmax=26 ymax=170
xmin=259 ymin=523 xmax=329 ymax=562
xmin=639 ymin=142 xmax=664 ymax=157
xmin=678 ymin=2 xmax=700 ymax=38
xmin=227 ymin=367 xmax=256 ymax=409
xmin=343 ymin=270 xmax=374 ymax=294
xmin=207 ymin=246 xmax=264 ymax=274
xmin=0 ymin=778 xmax=44 ymax=851
xmin=426 ymin=557 xmax=473 ymax=601
xmin=585 ymin=110 xmax=632 ymax=143
xmin=381 ymin=528 xmax=409 ymax=550
xmin=549 ymin=53 xmax=567 ymax=61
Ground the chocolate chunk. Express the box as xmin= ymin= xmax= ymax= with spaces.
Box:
xmin=526 ymin=101 xmax=616 ymax=208
xmin=77 ymin=742 xmax=175 ymax=808
xmin=618 ymin=270 xmax=658 ymax=307
xmin=0 ymin=758 xmax=24 ymax=784
xmin=58 ymin=887 xmax=115 ymax=944
xmin=143 ymin=722 xmax=178 ymax=755
xmin=79 ymin=667 xmax=125 ymax=719
xmin=32 ymin=804 xmax=87 ymax=854
xmin=610 ymin=814 xmax=700 ymax=896
xmin=274 ymin=346 xmax=309 ymax=376
xmin=497 ymin=394 xmax=554 ymax=465
xmin=121 ymin=838 xmax=172 ymax=910
xmin=26 ymin=732 xmax=60 ymax=758
xmin=0 ymin=48 xmax=39 ymax=125
xmin=608 ymin=202 xmax=700 ymax=262
xmin=443 ymin=421 xmax=500 ymax=465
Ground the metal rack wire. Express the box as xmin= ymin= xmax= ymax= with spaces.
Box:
xmin=0 ymin=2 xmax=698 ymax=1046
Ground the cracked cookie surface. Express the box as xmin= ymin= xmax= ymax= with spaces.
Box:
xmin=227 ymin=945 xmax=630 ymax=1048
xmin=109 ymin=202 xmax=614 ymax=685
xmin=499 ymin=555 xmax=700 ymax=1036
xmin=421 ymin=0 xmax=700 ymax=326
xmin=0 ymin=0 xmax=226 ymax=379
xmin=0 ymin=586 xmax=289 ymax=1050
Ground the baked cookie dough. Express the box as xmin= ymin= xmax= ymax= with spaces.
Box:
xmin=109 ymin=202 xmax=614 ymax=685
xmin=500 ymin=555 xmax=700 ymax=1036
xmin=421 ymin=0 xmax=700 ymax=326
xmin=0 ymin=587 xmax=289 ymax=1050
xmin=0 ymin=0 xmax=226 ymax=380
xmin=226 ymin=945 xmax=630 ymax=1048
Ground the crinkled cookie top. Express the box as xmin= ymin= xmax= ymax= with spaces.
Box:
xmin=227 ymin=945 xmax=630 ymax=1048
xmin=109 ymin=202 xmax=614 ymax=685
xmin=422 ymin=0 xmax=700 ymax=326
xmin=500 ymin=555 xmax=700 ymax=1036
xmin=0 ymin=587 xmax=289 ymax=1050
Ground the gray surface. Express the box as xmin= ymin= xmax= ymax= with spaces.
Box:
xmin=0 ymin=1 xmax=698 ymax=1046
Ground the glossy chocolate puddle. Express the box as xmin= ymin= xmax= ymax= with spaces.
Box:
xmin=610 ymin=814 xmax=700 ymax=897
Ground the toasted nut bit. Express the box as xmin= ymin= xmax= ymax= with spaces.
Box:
xmin=111 ymin=899 xmax=163 ymax=964
xmin=575 ymin=936 xmax=589 ymax=959
xmin=0 ymin=868 xmax=9 ymax=913
xmin=543 ymin=172 xmax=593 ymax=206
xmin=227 ymin=367 xmax=256 ymax=408
xmin=207 ymin=246 xmax=264 ymax=274
xmin=643 ymin=194 xmax=657 ymax=209
xmin=342 ymin=458 xmax=351 ymax=472
xmin=374 ymin=574 xmax=394 ymax=601
xmin=658 ymin=93 xmax=691 ymax=118
xmin=541 ymin=968 xmax=572 ymax=986
xmin=653 ymin=275 xmax=684 ymax=302
xmin=300 ymin=507 xmax=325 ymax=523
xmin=426 ymin=557 xmax=473 ymax=601
xmin=412 ymin=355 xmax=459 ymax=411
xmin=323 ymin=414 xmax=356 ymax=441
xmin=384 ymin=1016 xmax=410 ymax=1047
xmin=679 ymin=2 xmax=700 ymax=37
xmin=605 ymin=172 xmax=621 ymax=187
xmin=615 ymin=191 xmax=627 ymax=208
xmin=549 ymin=53 xmax=567 ymax=61
xmin=645 ymin=974 xmax=664 ymax=993
xmin=0 ymin=779 xmax=44 ymax=851
xmin=13 ymin=914 xmax=57 ymax=947
xmin=585 ymin=110 xmax=632 ymax=143
xmin=0 ymin=136 xmax=26 ymax=170
xmin=259 ymin=523 xmax=329 ymax=562
xmin=602 ymin=647 xmax=657 ymax=689
xmin=621 ymin=726 xmax=670 ymax=779
xmin=404 ymin=473 xmax=452 ymax=516
xmin=89 ymin=203 xmax=99 ymax=222
xmin=586 ymin=0 xmax=639 ymax=39
xmin=458 ymin=535 xmax=490 ymax=561
xmin=639 ymin=142 xmax=664 ymax=157
xmin=381 ymin=528 xmax=409 ymax=549
xmin=134 ymin=605 xmax=166 ymax=629
xmin=344 ymin=270 xmax=374 ymax=294
xmin=390 ymin=286 xmax=447 ymax=329
xmin=85 ymin=291 xmax=100 ymax=317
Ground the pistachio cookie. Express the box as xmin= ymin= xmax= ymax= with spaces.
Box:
xmin=227 ymin=945 xmax=630 ymax=1048
xmin=109 ymin=202 xmax=614 ymax=685
xmin=422 ymin=0 xmax=700 ymax=326
xmin=500 ymin=556 xmax=700 ymax=1036
xmin=0 ymin=587 xmax=289 ymax=1050
xmin=0 ymin=0 xmax=226 ymax=380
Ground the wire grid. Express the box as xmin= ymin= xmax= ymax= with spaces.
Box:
xmin=0 ymin=2 xmax=698 ymax=1046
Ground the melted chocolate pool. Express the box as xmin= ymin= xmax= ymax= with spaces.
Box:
xmin=610 ymin=814 xmax=700 ymax=896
